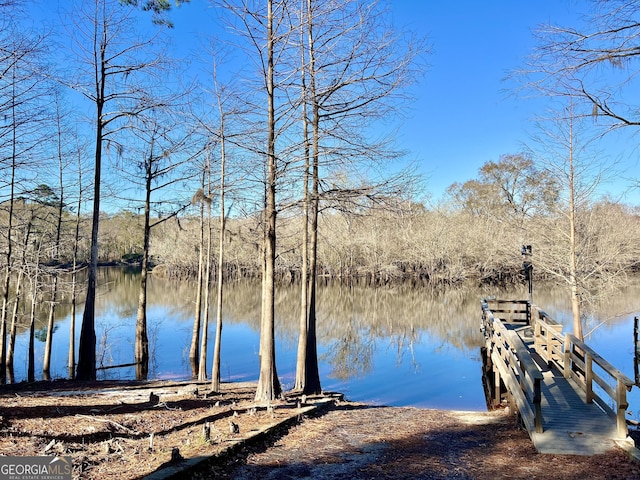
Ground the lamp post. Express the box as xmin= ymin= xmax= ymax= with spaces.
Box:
xmin=521 ymin=245 xmax=533 ymax=322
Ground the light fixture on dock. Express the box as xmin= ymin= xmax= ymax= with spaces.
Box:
xmin=521 ymin=245 xmax=533 ymax=308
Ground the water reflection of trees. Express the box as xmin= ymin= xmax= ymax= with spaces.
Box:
xmin=532 ymin=278 xmax=640 ymax=338
xmin=18 ymin=268 xmax=640 ymax=382
xmin=132 ymin=276 xmax=491 ymax=381
xmin=131 ymin=274 xmax=640 ymax=381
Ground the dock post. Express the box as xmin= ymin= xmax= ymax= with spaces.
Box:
xmin=493 ymin=365 xmax=501 ymax=407
xmin=584 ymin=352 xmax=593 ymax=403
xmin=533 ymin=377 xmax=543 ymax=433
xmin=634 ymin=317 xmax=639 ymax=385
xmin=616 ymin=379 xmax=629 ymax=439
xmin=563 ymin=333 xmax=571 ymax=379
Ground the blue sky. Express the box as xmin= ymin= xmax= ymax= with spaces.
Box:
xmin=28 ymin=0 xmax=640 ymax=206
xmin=168 ymin=0 xmax=638 ymax=205
xmin=389 ymin=1 xmax=579 ymax=199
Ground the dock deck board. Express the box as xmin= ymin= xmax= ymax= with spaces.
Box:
xmin=531 ymin=368 xmax=618 ymax=454
xmin=483 ymin=304 xmax=630 ymax=455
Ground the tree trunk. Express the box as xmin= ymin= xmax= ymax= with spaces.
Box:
xmin=135 ymin=155 xmax=153 ymax=381
xmin=198 ymin=164 xmax=213 ymax=382
xmin=294 ymin=97 xmax=310 ymax=391
xmin=76 ymin=13 xmax=108 ymax=379
xmin=6 ymin=266 xmax=23 ymax=382
xmin=76 ymin=107 xmax=103 ymax=381
xmin=211 ymin=112 xmax=227 ymax=392
xmin=190 ymin=173 xmax=206 ymax=377
xmin=43 ymin=99 xmax=68 ymax=381
xmin=69 ymin=152 xmax=83 ymax=379
xmin=27 ymin=250 xmax=40 ymax=383
xmin=296 ymin=0 xmax=321 ymax=394
xmin=42 ymin=273 xmax=59 ymax=381
xmin=0 ymin=69 xmax=19 ymax=385
xmin=295 ymin=1 xmax=311 ymax=392
xmin=255 ymin=0 xmax=282 ymax=402
xmin=8 ymin=213 xmax=33 ymax=380
xmin=568 ymin=114 xmax=583 ymax=340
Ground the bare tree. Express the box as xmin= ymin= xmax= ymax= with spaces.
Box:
xmin=198 ymin=157 xmax=213 ymax=382
xmin=68 ymin=144 xmax=87 ymax=379
xmin=42 ymin=94 xmax=72 ymax=381
xmin=209 ymin=70 xmax=238 ymax=391
xmin=528 ymin=0 xmax=640 ymax=187
xmin=256 ymin=0 xmax=283 ymax=401
xmin=64 ymin=0 xmax=171 ymax=380
xmin=189 ymin=172 xmax=207 ymax=377
xmin=112 ymin=108 xmax=197 ymax=380
xmin=293 ymin=0 xmax=426 ymax=394
xmin=0 ymin=11 xmax=48 ymax=384
xmin=220 ymin=0 xmax=296 ymax=401
xmin=6 ymin=206 xmax=33 ymax=382
xmin=522 ymin=0 xmax=640 ymax=338
xmin=527 ymin=99 xmax=625 ymax=340
xmin=188 ymin=42 xmax=243 ymax=390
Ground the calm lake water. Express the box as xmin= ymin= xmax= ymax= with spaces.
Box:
xmin=10 ymin=267 xmax=640 ymax=415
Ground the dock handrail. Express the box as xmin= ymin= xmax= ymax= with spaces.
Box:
xmin=482 ymin=301 xmax=543 ymax=433
xmin=531 ymin=304 xmax=634 ymax=439
xmin=484 ymin=299 xmax=530 ymax=324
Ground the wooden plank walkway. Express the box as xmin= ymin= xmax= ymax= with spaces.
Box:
xmin=532 ymin=368 xmax=619 ymax=454
xmin=481 ymin=300 xmax=635 ymax=455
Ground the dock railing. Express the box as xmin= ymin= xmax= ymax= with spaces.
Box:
xmin=482 ymin=301 xmax=543 ymax=433
xmin=531 ymin=305 xmax=634 ymax=439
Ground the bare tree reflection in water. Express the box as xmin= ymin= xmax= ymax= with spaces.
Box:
xmin=321 ymin=319 xmax=376 ymax=380
xmin=6 ymin=269 xmax=640 ymax=410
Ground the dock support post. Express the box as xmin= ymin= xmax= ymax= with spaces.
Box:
xmin=634 ymin=317 xmax=639 ymax=385
xmin=533 ymin=377 xmax=543 ymax=433
xmin=493 ymin=365 xmax=501 ymax=407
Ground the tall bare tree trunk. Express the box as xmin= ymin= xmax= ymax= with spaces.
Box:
xmin=198 ymin=162 xmax=213 ymax=381
xmin=295 ymin=0 xmax=321 ymax=394
xmin=76 ymin=12 xmax=107 ymax=380
xmin=27 ymin=248 xmax=40 ymax=383
xmin=76 ymin=116 xmax=101 ymax=381
xmin=0 ymin=64 xmax=19 ymax=385
xmin=255 ymin=0 xmax=282 ymax=402
xmin=0 ymin=175 xmax=14 ymax=386
xmin=305 ymin=103 xmax=322 ymax=394
xmin=211 ymin=106 xmax=227 ymax=392
xmin=74 ymin=0 xmax=168 ymax=381
xmin=294 ymin=41 xmax=310 ymax=391
xmin=190 ymin=173 xmax=206 ymax=377
xmin=69 ymin=152 xmax=83 ymax=379
xmin=567 ymin=112 xmax=583 ymax=340
xmin=43 ymin=102 xmax=66 ymax=381
xmin=135 ymin=149 xmax=154 ymax=380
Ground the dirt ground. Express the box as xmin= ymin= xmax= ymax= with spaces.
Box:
xmin=1 ymin=380 xmax=639 ymax=480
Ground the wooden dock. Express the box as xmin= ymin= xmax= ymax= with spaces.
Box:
xmin=481 ymin=299 xmax=635 ymax=455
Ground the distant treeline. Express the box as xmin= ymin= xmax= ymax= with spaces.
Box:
xmin=2 ymin=186 xmax=638 ymax=289
xmin=149 ymin=198 xmax=640 ymax=287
